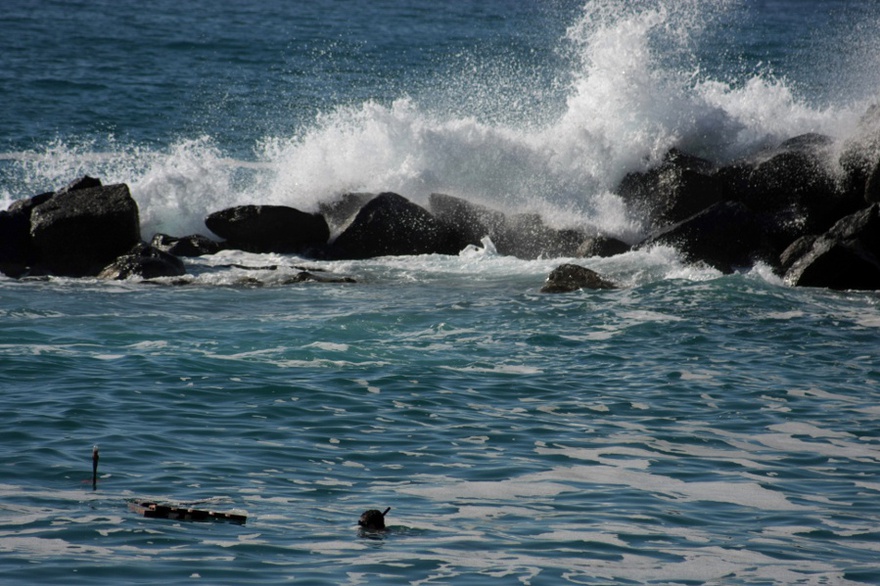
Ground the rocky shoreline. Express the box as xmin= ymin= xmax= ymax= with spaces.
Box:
xmin=3 ymin=106 xmax=880 ymax=291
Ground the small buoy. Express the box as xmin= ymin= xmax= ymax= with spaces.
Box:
xmin=358 ymin=507 xmax=390 ymax=530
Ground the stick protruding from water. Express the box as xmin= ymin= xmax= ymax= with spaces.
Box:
xmin=92 ymin=445 xmax=99 ymax=491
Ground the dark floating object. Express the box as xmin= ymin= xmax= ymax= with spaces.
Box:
xmin=358 ymin=507 xmax=390 ymax=531
xmin=129 ymin=501 xmax=247 ymax=525
xmin=92 ymin=445 xmax=99 ymax=491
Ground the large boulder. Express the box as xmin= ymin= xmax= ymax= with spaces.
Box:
xmin=429 ymin=193 xmax=593 ymax=259
xmin=617 ymin=149 xmax=722 ymax=230
xmin=540 ymin=263 xmax=617 ymax=293
xmin=575 ymin=235 xmax=631 ymax=258
xmin=639 ymin=201 xmax=780 ymax=273
xmin=783 ymin=204 xmax=880 ymax=290
xmin=720 ymin=134 xmax=862 ymax=239
xmin=0 ymin=193 xmax=53 ymax=277
xmin=29 ymin=183 xmax=142 ymax=277
xmin=493 ymin=213 xmax=588 ymax=260
xmin=839 ymin=104 xmax=880 ymax=204
xmin=329 ymin=192 xmax=458 ymax=259
xmin=204 ymin=205 xmax=329 ymax=254
xmin=429 ymin=192 xmax=506 ymax=251
xmin=98 ymin=242 xmax=186 ymax=280
xmin=319 ymin=192 xmax=376 ymax=235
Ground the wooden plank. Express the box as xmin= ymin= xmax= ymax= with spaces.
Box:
xmin=129 ymin=501 xmax=247 ymax=525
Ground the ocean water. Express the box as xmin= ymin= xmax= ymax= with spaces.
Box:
xmin=2 ymin=1 xmax=880 ymax=584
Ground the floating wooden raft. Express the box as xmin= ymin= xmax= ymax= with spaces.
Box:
xmin=129 ymin=501 xmax=247 ymax=525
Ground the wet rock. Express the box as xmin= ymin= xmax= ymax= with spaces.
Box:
xmin=617 ymin=149 xmax=722 ymax=230
xmin=783 ymin=204 xmax=880 ymax=290
xmin=839 ymin=104 xmax=880 ymax=203
xmin=721 ymin=133 xmax=861 ymax=238
xmin=430 ymin=193 xmax=588 ymax=259
xmin=330 ymin=192 xmax=458 ymax=259
xmin=429 ymin=192 xmax=506 ymax=251
xmin=319 ymin=192 xmax=376 ymax=235
xmin=151 ymin=233 xmax=222 ymax=257
xmin=865 ymin=158 xmax=880 ymax=204
xmin=639 ymin=201 xmax=779 ymax=273
xmin=205 ymin=204 xmax=329 ymax=255
xmin=779 ymin=234 xmax=818 ymax=275
xmin=281 ymin=271 xmax=356 ymax=285
xmin=1 ymin=178 xmax=106 ymax=277
xmin=540 ymin=263 xmax=617 ymax=293
xmin=493 ymin=213 xmax=584 ymax=259
xmin=55 ymin=175 xmax=102 ymax=194
xmin=98 ymin=242 xmax=186 ymax=280
xmin=29 ymin=183 xmax=142 ymax=277
xmin=576 ymin=235 xmax=631 ymax=258
xmin=1 ymin=192 xmax=58 ymax=277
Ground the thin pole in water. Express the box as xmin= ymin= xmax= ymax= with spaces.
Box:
xmin=92 ymin=445 xmax=99 ymax=491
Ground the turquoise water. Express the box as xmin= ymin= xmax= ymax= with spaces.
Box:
xmin=3 ymin=1 xmax=880 ymax=584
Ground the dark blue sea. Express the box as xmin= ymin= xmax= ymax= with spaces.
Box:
xmin=2 ymin=1 xmax=880 ymax=584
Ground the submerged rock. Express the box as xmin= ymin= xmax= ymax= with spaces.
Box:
xmin=151 ymin=233 xmax=222 ymax=257
xmin=540 ymin=263 xmax=617 ymax=293
xmin=282 ymin=271 xmax=356 ymax=285
xmin=99 ymin=242 xmax=186 ymax=280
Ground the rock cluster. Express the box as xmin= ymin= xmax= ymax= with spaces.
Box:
xmin=3 ymin=105 xmax=880 ymax=291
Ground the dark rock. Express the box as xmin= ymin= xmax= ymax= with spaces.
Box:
xmin=281 ymin=271 xmax=356 ymax=285
xmin=639 ymin=201 xmax=779 ymax=273
xmin=576 ymin=235 xmax=631 ymax=258
xmin=866 ymin=158 xmax=880 ymax=204
xmin=720 ymin=133 xmax=861 ymax=242
xmin=429 ymin=192 xmax=506 ymax=250
xmin=1 ymin=192 xmax=55 ymax=277
xmin=330 ymin=192 xmax=458 ymax=259
xmin=98 ymin=242 xmax=186 ymax=280
xmin=839 ymin=104 xmax=880 ymax=203
xmin=151 ymin=233 xmax=222 ymax=257
xmin=204 ymin=205 xmax=329 ymax=254
xmin=430 ymin=193 xmax=586 ymax=259
xmin=56 ymin=175 xmax=102 ymax=194
xmin=0 ymin=211 xmax=30 ymax=277
xmin=779 ymin=234 xmax=818 ymax=275
xmin=784 ymin=204 xmax=880 ymax=290
xmin=319 ymin=193 xmax=375 ymax=234
xmin=493 ymin=213 xmax=585 ymax=259
xmin=29 ymin=183 xmax=142 ymax=277
xmin=540 ymin=263 xmax=617 ymax=293
xmin=617 ymin=148 xmax=722 ymax=230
